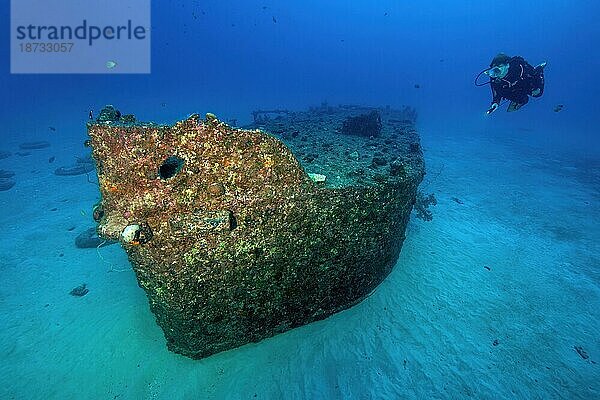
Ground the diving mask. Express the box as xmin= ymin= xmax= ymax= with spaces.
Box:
xmin=485 ymin=64 xmax=509 ymax=79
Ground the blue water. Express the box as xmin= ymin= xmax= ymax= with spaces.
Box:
xmin=1 ymin=1 xmax=598 ymax=399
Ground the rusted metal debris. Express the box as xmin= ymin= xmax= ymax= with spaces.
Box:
xmin=88 ymin=104 xmax=425 ymax=359
xmin=251 ymin=109 xmax=290 ymax=123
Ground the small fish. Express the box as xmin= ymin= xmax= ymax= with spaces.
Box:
xmin=554 ymin=104 xmax=564 ymax=112
xmin=414 ymin=84 xmax=420 ymax=89
xmin=272 ymin=16 xmax=277 ymax=23
xmin=106 ymin=60 xmax=117 ymax=69
xmin=89 ymin=110 xmax=94 ymax=120
xmin=48 ymin=156 xmax=55 ymax=163
xmin=49 ymin=126 xmax=56 ymax=132
xmin=451 ymin=196 xmax=463 ymax=204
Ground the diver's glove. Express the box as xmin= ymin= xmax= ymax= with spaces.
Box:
xmin=486 ymin=103 xmax=499 ymax=115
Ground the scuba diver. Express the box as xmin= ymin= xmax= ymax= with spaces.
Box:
xmin=476 ymin=53 xmax=546 ymax=114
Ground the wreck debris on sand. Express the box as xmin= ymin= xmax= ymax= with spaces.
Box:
xmin=88 ymin=104 xmax=425 ymax=359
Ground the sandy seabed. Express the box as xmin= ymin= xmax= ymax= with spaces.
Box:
xmin=0 ymin=126 xmax=598 ymax=399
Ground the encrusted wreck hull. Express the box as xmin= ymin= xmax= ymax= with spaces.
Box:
xmin=88 ymin=106 xmax=424 ymax=359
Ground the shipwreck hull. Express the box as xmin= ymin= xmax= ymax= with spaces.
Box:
xmin=88 ymin=105 xmax=424 ymax=359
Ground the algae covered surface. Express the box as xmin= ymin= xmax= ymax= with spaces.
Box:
xmin=88 ymin=105 xmax=425 ymax=359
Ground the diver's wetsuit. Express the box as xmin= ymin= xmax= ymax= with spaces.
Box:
xmin=490 ymin=56 xmax=545 ymax=108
